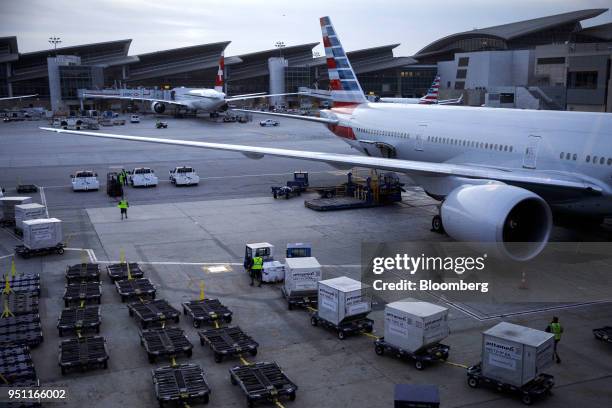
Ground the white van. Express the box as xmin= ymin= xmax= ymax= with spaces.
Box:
xmin=71 ymin=170 xmax=100 ymax=191
xmin=129 ymin=167 xmax=158 ymax=187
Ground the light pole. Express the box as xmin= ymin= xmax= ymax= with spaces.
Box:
xmin=49 ymin=36 xmax=61 ymax=56
xmin=274 ymin=41 xmax=285 ymax=58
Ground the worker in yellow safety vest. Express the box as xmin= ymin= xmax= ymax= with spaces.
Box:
xmin=546 ymin=316 xmax=563 ymax=363
xmin=250 ymin=255 xmax=263 ymax=287
xmin=118 ymin=197 xmax=129 ymax=220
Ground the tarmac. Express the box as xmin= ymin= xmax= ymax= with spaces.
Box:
xmin=0 ymin=115 xmax=611 ymax=407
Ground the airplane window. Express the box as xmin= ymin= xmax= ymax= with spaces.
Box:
xmin=560 ymin=152 xmax=564 ymax=159
xmin=504 ymin=146 xmax=508 ymax=152
xmin=608 ymin=158 xmax=612 ymax=165
xmin=600 ymin=157 xmax=605 ymax=165
xmin=565 ymin=153 xmax=571 ymax=160
xmin=510 ymin=146 xmax=513 ymax=152
xmin=586 ymin=155 xmax=590 ymax=163
xmin=593 ymin=156 xmax=598 ymax=164
xmin=573 ymin=154 xmax=577 ymax=161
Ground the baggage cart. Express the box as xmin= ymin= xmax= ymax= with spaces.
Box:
xmin=310 ymin=311 xmax=373 ymax=340
xmin=0 ymin=320 xmax=43 ymax=348
xmin=374 ymin=337 xmax=450 ymax=370
xmin=1 ymin=292 xmax=39 ymax=315
xmin=593 ymin=326 xmax=612 ymax=344
xmin=115 ymin=278 xmax=156 ymax=302
xmin=59 ymin=335 xmax=109 ymax=375
xmin=63 ymin=282 xmax=101 ymax=307
xmin=106 ymin=262 xmax=144 ymax=282
xmin=394 ymin=384 xmax=440 ymax=408
xmin=152 ymin=363 xmax=211 ymax=407
xmin=65 ymin=263 xmax=100 ymax=283
xmin=229 ymin=361 xmax=297 ymax=407
xmin=0 ymin=345 xmax=37 ymax=383
xmin=16 ymin=185 xmax=38 ymax=194
xmin=198 ymin=326 xmax=258 ymax=363
xmin=57 ymin=306 xmax=101 ymax=336
xmin=0 ymin=274 xmax=40 ymax=295
xmin=281 ymin=286 xmax=317 ymax=310
xmin=140 ymin=327 xmax=193 ymax=363
xmin=15 ymin=243 xmax=64 ymax=258
xmin=467 ymin=363 xmax=554 ymax=405
xmin=128 ymin=299 xmax=180 ymax=329
xmin=182 ymin=299 xmax=233 ymax=328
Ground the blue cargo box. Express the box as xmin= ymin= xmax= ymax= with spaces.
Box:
xmin=394 ymin=384 xmax=440 ymax=408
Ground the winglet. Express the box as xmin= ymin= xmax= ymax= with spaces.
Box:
xmin=215 ymin=53 xmax=224 ymax=93
xmin=319 ymin=16 xmax=367 ymax=106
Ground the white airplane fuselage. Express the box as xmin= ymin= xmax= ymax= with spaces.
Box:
xmin=172 ymin=88 xmax=227 ymax=112
xmin=323 ymin=102 xmax=612 ymax=216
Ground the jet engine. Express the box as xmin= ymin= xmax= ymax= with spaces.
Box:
xmin=151 ymin=102 xmax=165 ymax=114
xmin=440 ymin=184 xmax=552 ymax=261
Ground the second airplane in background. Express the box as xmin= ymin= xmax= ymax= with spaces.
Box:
xmin=378 ymin=76 xmax=463 ymax=105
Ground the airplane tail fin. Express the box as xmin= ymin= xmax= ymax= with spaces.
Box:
xmin=319 ymin=16 xmax=367 ymax=107
xmin=418 ymin=75 xmax=440 ymax=104
xmin=215 ymin=53 xmax=224 ymax=93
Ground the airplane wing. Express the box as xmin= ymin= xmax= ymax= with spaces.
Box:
xmin=38 ymin=127 xmax=602 ymax=194
xmin=0 ymin=94 xmax=38 ymax=101
xmin=437 ymin=94 xmax=464 ymax=105
xmin=232 ymin=109 xmax=338 ymax=125
xmin=225 ymin=92 xmax=303 ymax=102
xmin=82 ymin=94 xmax=186 ymax=106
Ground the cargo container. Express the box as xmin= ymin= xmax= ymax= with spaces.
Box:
xmin=262 ymin=260 xmax=285 ymax=282
xmin=317 ymin=276 xmax=371 ymax=326
xmin=22 ymin=218 xmax=63 ymax=250
xmin=384 ymin=299 xmax=449 ymax=353
xmin=14 ymin=203 xmax=46 ymax=230
xmin=481 ymin=322 xmax=554 ymax=387
xmin=284 ymin=257 xmax=321 ymax=297
xmin=1 ymin=196 xmax=32 ymax=223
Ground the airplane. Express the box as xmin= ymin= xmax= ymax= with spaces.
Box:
xmin=82 ymin=55 xmax=293 ymax=117
xmin=379 ymin=76 xmax=463 ymax=105
xmin=0 ymin=94 xmax=38 ymax=101
xmin=41 ymin=16 xmax=612 ymax=262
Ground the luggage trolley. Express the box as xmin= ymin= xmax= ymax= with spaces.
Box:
xmin=374 ymin=337 xmax=450 ymax=370
xmin=128 ymin=299 xmax=180 ymax=329
xmin=182 ymin=299 xmax=233 ymax=328
xmin=310 ymin=312 xmax=374 ymax=340
xmin=0 ymin=345 xmax=38 ymax=384
xmin=280 ymin=287 xmax=317 ymax=310
xmin=65 ymin=263 xmax=100 ymax=284
xmin=1 ymin=292 xmax=39 ymax=316
xmin=139 ymin=327 xmax=193 ymax=363
xmin=229 ymin=361 xmax=297 ymax=407
xmin=15 ymin=243 xmax=65 ymax=258
xmin=57 ymin=306 xmax=101 ymax=336
xmin=1 ymin=274 xmax=40 ymax=295
xmin=152 ymin=363 xmax=211 ymax=407
xmin=115 ymin=278 xmax=156 ymax=302
xmin=106 ymin=262 xmax=144 ymax=283
xmin=466 ymin=363 xmax=554 ymax=406
xmin=0 ymin=315 xmax=43 ymax=348
xmin=59 ymin=335 xmax=109 ymax=375
xmin=198 ymin=326 xmax=259 ymax=363
xmin=63 ymin=282 xmax=101 ymax=307
xmin=593 ymin=326 xmax=612 ymax=344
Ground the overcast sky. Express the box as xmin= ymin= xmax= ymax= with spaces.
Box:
xmin=1 ymin=0 xmax=611 ymax=57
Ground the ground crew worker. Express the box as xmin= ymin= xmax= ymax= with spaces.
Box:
xmin=250 ymin=255 xmax=263 ymax=287
xmin=121 ymin=169 xmax=128 ymax=186
xmin=118 ymin=171 xmax=125 ymax=186
xmin=118 ymin=197 xmax=129 ymax=220
xmin=546 ymin=316 xmax=563 ymax=363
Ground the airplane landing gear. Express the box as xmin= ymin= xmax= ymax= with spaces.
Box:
xmin=431 ymin=214 xmax=445 ymax=234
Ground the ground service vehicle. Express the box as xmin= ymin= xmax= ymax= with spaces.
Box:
xmin=71 ymin=171 xmax=100 ymax=191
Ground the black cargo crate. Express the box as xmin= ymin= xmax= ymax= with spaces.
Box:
xmin=115 ymin=278 xmax=156 ymax=302
xmin=106 ymin=262 xmax=144 ymax=282
xmin=1 ymin=293 xmax=39 ymax=316
xmin=593 ymin=326 xmax=612 ymax=344
xmin=1 ymin=274 xmax=40 ymax=295
xmin=59 ymin=335 xmax=109 ymax=375
xmin=182 ymin=299 xmax=233 ymax=328
xmin=57 ymin=306 xmax=101 ymax=336
xmin=140 ymin=327 xmax=193 ymax=363
xmin=152 ymin=363 xmax=211 ymax=406
xmin=66 ymin=263 xmax=101 ymax=283
xmin=199 ymin=326 xmax=258 ymax=363
xmin=0 ymin=345 xmax=37 ymax=384
xmin=0 ymin=313 xmax=40 ymax=328
xmin=128 ymin=299 xmax=180 ymax=329
xmin=0 ymin=320 xmax=43 ymax=348
xmin=229 ymin=362 xmax=297 ymax=406
xmin=63 ymin=282 xmax=101 ymax=307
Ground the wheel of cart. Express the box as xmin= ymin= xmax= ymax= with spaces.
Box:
xmin=310 ymin=312 xmax=373 ymax=340
xmin=374 ymin=338 xmax=450 ymax=370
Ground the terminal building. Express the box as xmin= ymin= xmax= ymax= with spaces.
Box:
xmin=1 ymin=8 xmax=611 ymax=113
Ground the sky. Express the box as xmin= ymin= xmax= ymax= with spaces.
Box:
xmin=1 ymin=0 xmax=611 ymax=57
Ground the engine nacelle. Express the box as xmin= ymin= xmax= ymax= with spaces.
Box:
xmin=441 ymin=184 xmax=552 ymax=261
xmin=151 ymin=102 xmax=165 ymax=114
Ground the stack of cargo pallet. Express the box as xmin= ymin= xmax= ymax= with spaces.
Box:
xmin=15 ymin=218 xmax=64 ymax=258
xmin=57 ymin=262 xmax=109 ymax=376
xmin=152 ymin=363 xmax=211 ymax=407
xmin=14 ymin=203 xmax=46 ymax=235
xmin=0 ymin=196 xmax=32 ymax=226
xmin=106 ymin=262 xmax=144 ymax=282
xmin=115 ymin=278 xmax=156 ymax=302
xmin=0 ymin=274 xmax=43 ymax=348
xmin=0 ymin=345 xmax=40 ymax=389
xmin=182 ymin=298 xmax=233 ymax=328
xmin=139 ymin=327 xmax=193 ymax=363
xmin=128 ymin=299 xmax=180 ymax=328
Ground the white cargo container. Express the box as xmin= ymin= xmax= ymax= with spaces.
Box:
xmin=384 ymin=299 xmax=450 ymax=352
xmin=284 ymin=257 xmax=321 ymax=296
xmin=317 ymin=276 xmax=371 ymax=325
xmin=14 ymin=203 xmax=47 ymax=230
xmin=262 ymin=260 xmax=285 ymax=282
xmin=481 ymin=322 xmax=554 ymax=387
xmin=22 ymin=218 xmax=63 ymax=250
xmin=1 ymin=197 xmax=32 ymax=221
